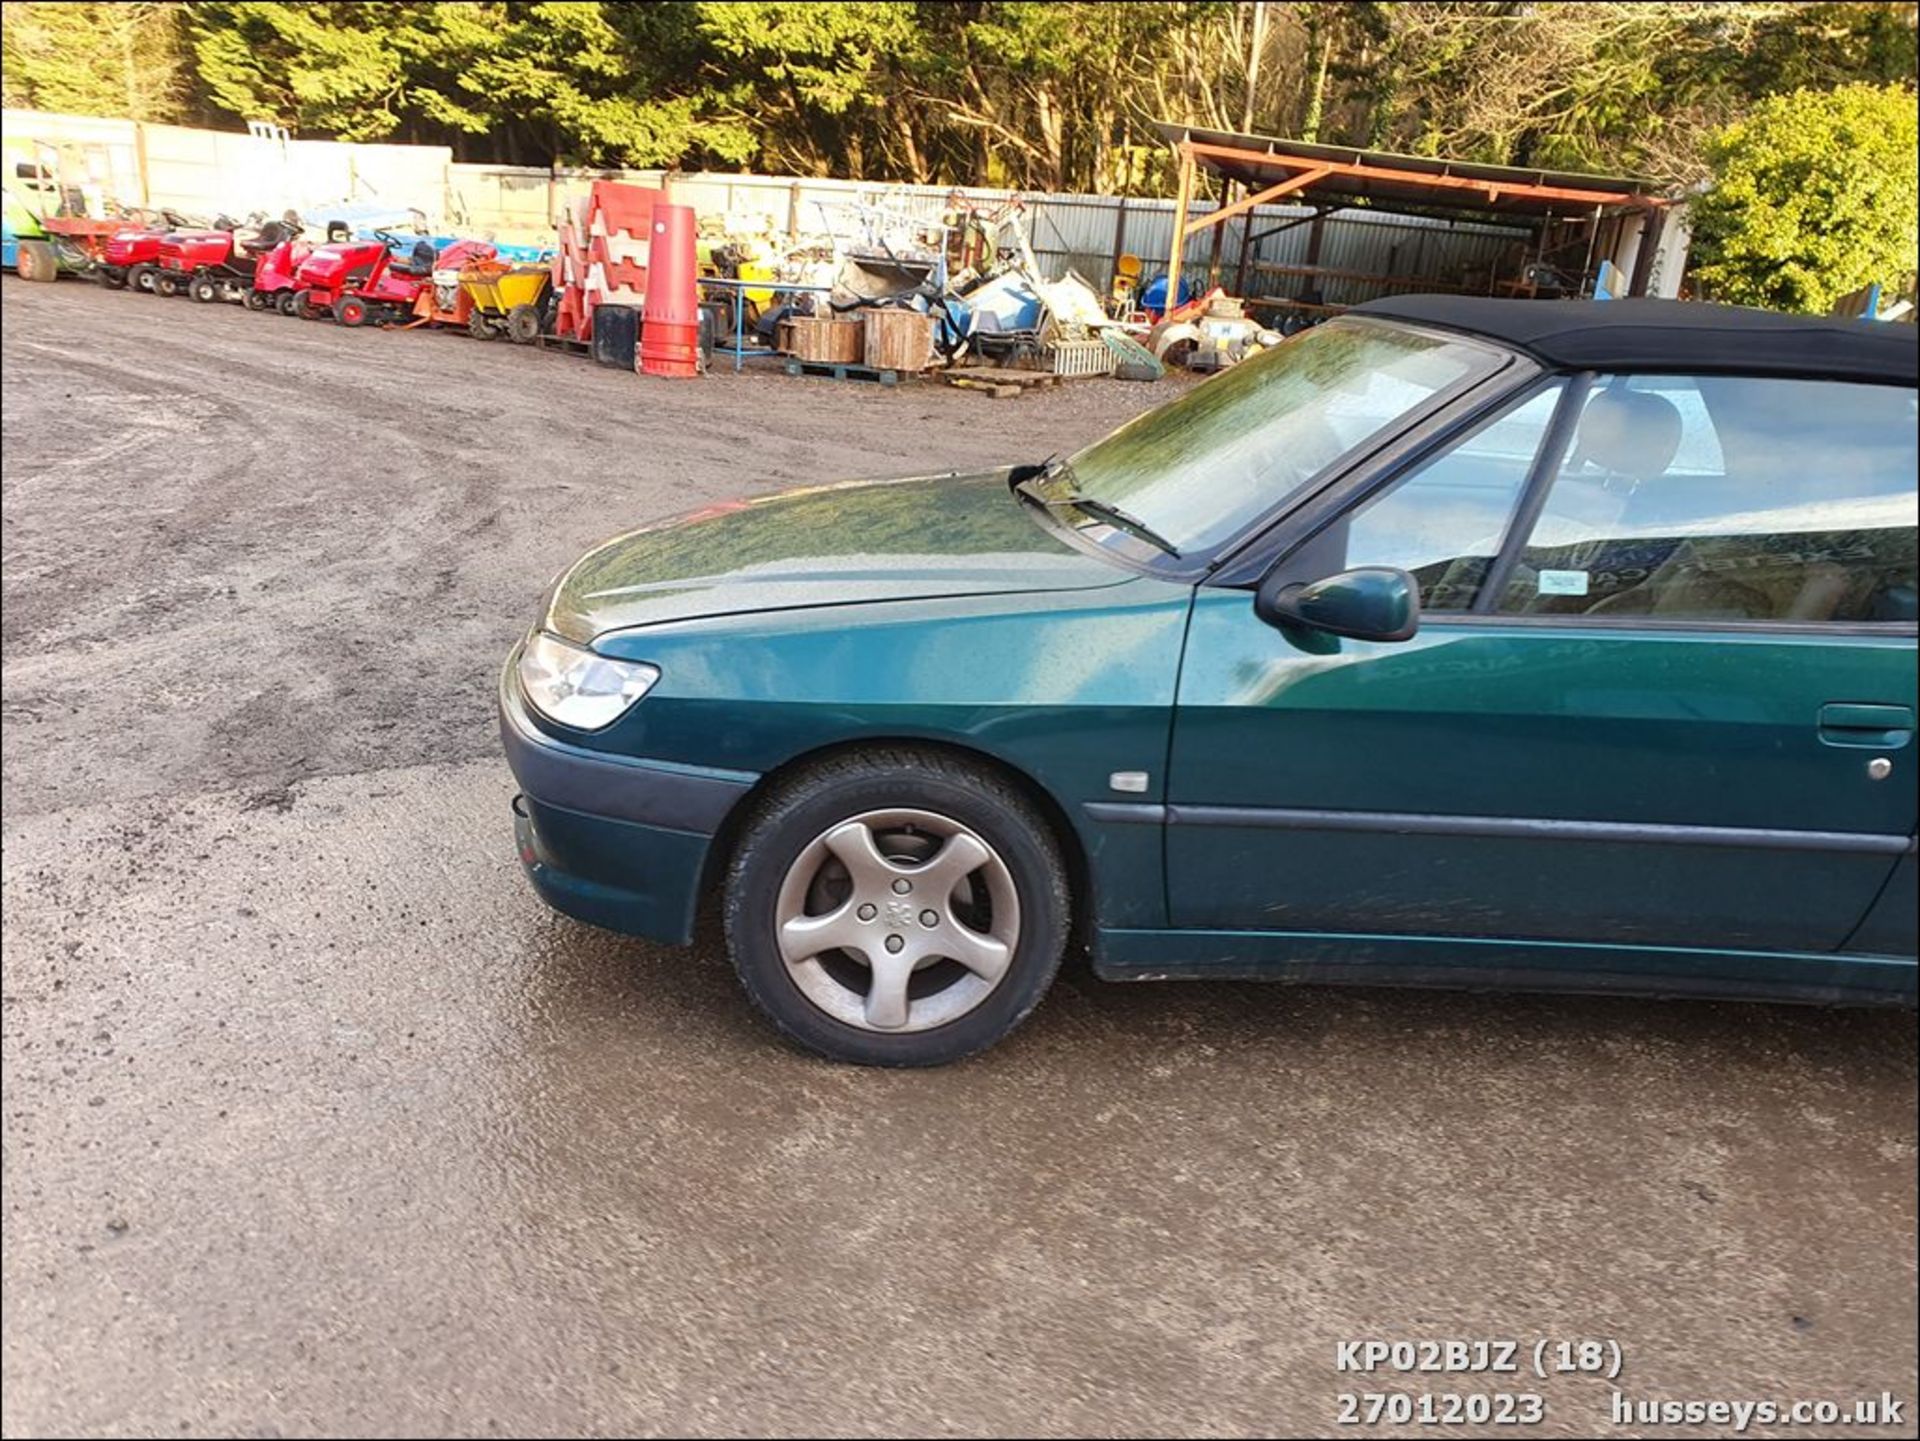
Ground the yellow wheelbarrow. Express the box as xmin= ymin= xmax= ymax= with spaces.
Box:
xmin=460 ymin=261 xmax=552 ymax=343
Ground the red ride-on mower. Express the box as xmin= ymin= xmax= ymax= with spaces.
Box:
xmin=154 ymin=215 xmax=293 ymax=302
xmin=101 ymin=211 xmax=190 ymax=292
xmin=152 ymin=219 xmax=236 ymax=297
xmin=245 ymin=220 xmax=312 ymax=313
xmin=292 ymin=231 xmax=494 ymax=326
xmin=288 ymin=231 xmax=415 ymax=322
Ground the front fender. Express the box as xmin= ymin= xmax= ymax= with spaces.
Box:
xmin=583 ymin=576 xmax=1194 ymax=926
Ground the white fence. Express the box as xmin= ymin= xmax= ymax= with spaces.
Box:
xmin=7 ymin=107 xmax=1545 ymax=298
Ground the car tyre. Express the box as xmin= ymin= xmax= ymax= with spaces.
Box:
xmin=724 ymin=748 xmax=1069 ymax=1067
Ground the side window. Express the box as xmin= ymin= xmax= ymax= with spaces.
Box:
xmin=1331 ymin=382 xmax=1565 ymax=610
xmin=1496 ymin=376 xmax=1919 ymax=624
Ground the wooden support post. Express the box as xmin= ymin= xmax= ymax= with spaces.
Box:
xmin=1179 ymin=165 xmax=1332 ymax=235
xmin=133 ymin=121 xmax=150 ymax=209
xmin=1627 ymin=207 xmax=1665 ymax=297
xmin=1234 ymin=207 xmax=1255 ymax=295
xmin=1110 ymin=194 xmax=1127 ymax=293
xmin=1304 ymin=207 xmax=1326 ymax=299
xmin=1207 ymin=195 xmax=1226 ymax=283
xmin=1167 ymin=144 xmax=1194 ymax=313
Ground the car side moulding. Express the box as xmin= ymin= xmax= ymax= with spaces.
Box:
xmin=1081 ymin=801 xmax=1914 ymax=854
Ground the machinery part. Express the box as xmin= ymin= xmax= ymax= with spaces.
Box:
xmin=189 ymin=274 xmax=220 ymax=303
xmin=1098 ymin=327 xmax=1166 ymax=381
xmin=17 ymin=240 xmax=59 ymax=282
xmin=1149 ymin=319 xmax=1201 ymax=367
xmin=277 ymin=290 xmax=301 ymax=317
xmin=723 ymin=749 xmax=1068 ymax=1067
xmin=335 ymin=295 xmax=369 ymax=327
xmin=505 ymin=302 xmax=541 ymax=345
xmin=467 ymin=308 xmax=496 ymax=341
xmin=128 ymin=263 xmax=158 ymax=294
xmin=244 ymin=288 xmax=272 ymax=312
xmin=100 ymin=266 xmax=129 ymax=290
xmin=155 ymin=271 xmax=182 ymax=297
xmin=293 ymin=288 xmax=320 ymax=319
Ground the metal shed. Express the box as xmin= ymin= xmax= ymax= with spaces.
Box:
xmin=1155 ymin=122 xmax=1680 ymax=318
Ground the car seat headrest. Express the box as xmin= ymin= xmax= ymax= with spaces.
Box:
xmin=1574 ymin=388 xmax=1684 ymax=483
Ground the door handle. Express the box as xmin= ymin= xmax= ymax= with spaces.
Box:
xmin=1818 ymin=702 xmax=1915 ymax=748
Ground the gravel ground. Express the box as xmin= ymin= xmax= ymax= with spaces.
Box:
xmin=3 ymin=275 xmax=1915 ymax=1439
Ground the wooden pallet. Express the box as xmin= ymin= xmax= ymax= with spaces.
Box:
xmin=783 ymin=358 xmax=902 ymax=386
xmin=939 ymin=366 xmax=1062 ymax=398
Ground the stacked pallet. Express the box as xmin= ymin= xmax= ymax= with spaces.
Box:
xmin=551 ymin=180 xmax=662 ymax=344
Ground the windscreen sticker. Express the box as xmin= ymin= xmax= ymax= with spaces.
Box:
xmin=1538 ymin=569 xmax=1590 ymax=596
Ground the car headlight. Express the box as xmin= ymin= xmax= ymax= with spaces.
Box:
xmin=517 ymin=631 xmax=659 ymax=731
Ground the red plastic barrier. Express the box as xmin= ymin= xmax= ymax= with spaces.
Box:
xmin=640 ymin=203 xmax=700 ymax=379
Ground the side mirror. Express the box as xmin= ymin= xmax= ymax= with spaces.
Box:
xmin=1254 ymin=566 xmax=1421 ymax=643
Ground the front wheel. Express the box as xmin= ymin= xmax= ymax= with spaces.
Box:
xmin=18 ymin=240 xmax=59 ymax=282
xmin=189 ymin=274 xmax=219 ymax=303
xmin=101 ymin=266 xmax=129 ymax=290
xmin=244 ymin=287 xmax=271 ymax=311
xmin=334 ymin=295 xmax=368 ymax=327
xmin=724 ymin=749 xmax=1069 ymax=1067
xmin=505 ymin=302 xmax=541 ymax=344
xmin=155 ymin=271 xmax=181 ymax=297
xmin=128 ymin=263 xmax=158 ymax=294
xmin=468 ymin=308 xmax=496 ymax=341
xmin=277 ymin=290 xmax=301 ymax=317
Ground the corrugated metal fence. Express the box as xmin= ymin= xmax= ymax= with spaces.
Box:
xmin=454 ymin=165 xmax=1531 ymax=303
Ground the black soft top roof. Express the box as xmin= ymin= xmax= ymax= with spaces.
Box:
xmin=1351 ymin=295 xmax=1918 ymax=385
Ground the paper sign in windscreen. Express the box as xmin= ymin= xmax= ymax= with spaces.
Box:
xmin=1538 ymin=570 xmax=1590 ymax=597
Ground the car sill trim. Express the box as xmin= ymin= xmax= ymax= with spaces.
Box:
xmin=1082 ymin=802 xmax=1913 ymax=854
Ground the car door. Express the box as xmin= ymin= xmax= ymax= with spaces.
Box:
xmin=1166 ymin=371 xmax=1917 ymax=970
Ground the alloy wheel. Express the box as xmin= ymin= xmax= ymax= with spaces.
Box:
xmin=773 ymin=808 xmax=1019 ymax=1033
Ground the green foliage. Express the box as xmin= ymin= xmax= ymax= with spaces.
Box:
xmin=1 ymin=1 xmax=185 ymax=122
xmin=1688 ymin=83 xmax=1920 ymax=314
xmin=4 ymin=0 xmax=1915 ymax=230
xmin=188 ymin=1 xmax=416 ymax=141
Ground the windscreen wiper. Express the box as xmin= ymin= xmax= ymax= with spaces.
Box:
xmin=1015 ymin=475 xmax=1181 ymax=558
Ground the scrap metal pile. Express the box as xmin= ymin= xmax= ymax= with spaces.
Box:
xmin=688 ymin=188 xmax=1289 ymax=388
xmin=8 ymin=137 xmax=1280 ymax=391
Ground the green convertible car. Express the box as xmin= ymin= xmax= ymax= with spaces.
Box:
xmin=502 ymin=296 xmax=1918 ymax=1065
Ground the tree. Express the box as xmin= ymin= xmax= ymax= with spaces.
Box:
xmin=693 ymin=1 xmax=920 ymax=177
xmin=1687 ymin=82 xmax=1919 ymax=313
xmin=7 ymin=0 xmax=1917 ymax=199
xmin=1 ymin=1 xmax=187 ymax=122
xmin=185 ymin=1 xmax=753 ymax=167
xmin=188 ymin=1 xmax=418 ymax=141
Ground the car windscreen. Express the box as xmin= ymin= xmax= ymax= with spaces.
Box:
xmin=1044 ymin=318 xmax=1509 ymax=560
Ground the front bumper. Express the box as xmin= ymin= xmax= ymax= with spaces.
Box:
xmin=500 ymin=663 xmax=758 ymax=944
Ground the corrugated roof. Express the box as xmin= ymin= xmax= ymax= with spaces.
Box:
xmin=1156 ymin=122 xmax=1668 ymax=218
